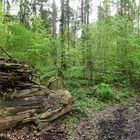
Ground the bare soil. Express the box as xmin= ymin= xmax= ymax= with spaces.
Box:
xmin=0 ymin=95 xmax=140 ymax=140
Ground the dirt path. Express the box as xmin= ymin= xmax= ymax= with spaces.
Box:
xmin=0 ymin=96 xmax=140 ymax=140
xmin=98 ymin=101 xmax=140 ymax=140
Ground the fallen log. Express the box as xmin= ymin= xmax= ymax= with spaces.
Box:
xmin=0 ymin=59 xmax=74 ymax=132
xmin=0 ymin=88 xmax=73 ymax=132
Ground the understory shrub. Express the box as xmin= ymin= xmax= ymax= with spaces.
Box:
xmin=90 ymin=83 xmax=114 ymax=101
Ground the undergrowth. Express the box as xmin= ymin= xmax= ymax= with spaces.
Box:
xmin=64 ymin=72 xmax=135 ymax=123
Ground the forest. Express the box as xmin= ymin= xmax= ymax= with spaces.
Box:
xmin=0 ymin=0 xmax=140 ymax=139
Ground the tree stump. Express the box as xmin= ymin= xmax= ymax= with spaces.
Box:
xmin=47 ymin=77 xmax=65 ymax=90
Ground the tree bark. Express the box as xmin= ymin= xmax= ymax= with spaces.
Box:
xmin=0 ymin=59 xmax=74 ymax=132
xmin=0 ymin=88 xmax=73 ymax=132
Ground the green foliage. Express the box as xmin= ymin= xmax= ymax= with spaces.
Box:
xmin=0 ymin=17 xmax=52 ymax=72
xmin=115 ymin=88 xmax=134 ymax=102
xmin=64 ymin=116 xmax=78 ymax=136
xmin=0 ymin=7 xmax=7 ymax=48
xmin=71 ymin=89 xmax=90 ymax=118
xmin=1 ymin=9 xmax=139 ymax=88
xmin=64 ymin=116 xmax=77 ymax=128
xmin=0 ymin=1 xmax=139 ymax=117
xmin=90 ymin=83 xmax=114 ymax=101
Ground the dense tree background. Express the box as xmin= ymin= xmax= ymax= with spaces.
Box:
xmin=0 ymin=0 xmax=140 ymax=99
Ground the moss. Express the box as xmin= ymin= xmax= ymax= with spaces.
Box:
xmin=0 ymin=109 xmax=8 ymax=117
xmin=37 ymin=122 xmax=49 ymax=130
xmin=46 ymin=77 xmax=59 ymax=87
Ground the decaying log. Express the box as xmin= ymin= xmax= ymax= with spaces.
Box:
xmin=0 ymin=88 xmax=73 ymax=132
xmin=0 ymin=58 xmax=74 ymax=132
xmin=0 ymin=58 xmax=33 ymax=95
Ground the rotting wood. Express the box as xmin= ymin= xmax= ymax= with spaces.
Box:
xmin=0 ymin=58 xmax=74 ymax=132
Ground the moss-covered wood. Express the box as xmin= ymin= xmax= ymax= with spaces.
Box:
xmin=47 ymin=77 xmax=65 ymax=90
xmin=0 ymin=88 xmax=73 ymax=132
xmin=0 ymin=59 xmax=74 ymax=132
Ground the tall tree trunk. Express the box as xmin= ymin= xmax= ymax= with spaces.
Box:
xmin=52 ymin=0 xmax=57 ymax=67
xmin=81 ymin=0 xmax=84 ymax=24
xmin=86 ymin=0 xmax=92 ymax=85
xmin=60 ymin=0 xmax=66 ymax=70
xmin=66 ymin=0 xmax=70 ymax=45
xmin=138 ymin=0 xmax=140 ymax=35
xmin=32 ymin=0 xmax=37 ymax=17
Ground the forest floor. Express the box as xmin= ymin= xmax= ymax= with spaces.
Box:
xmin=0 ymin=95 xmax=140 ymax=140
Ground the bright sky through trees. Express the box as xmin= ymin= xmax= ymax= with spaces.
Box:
xmin=10 ymin=0 xmax=117 ymax=22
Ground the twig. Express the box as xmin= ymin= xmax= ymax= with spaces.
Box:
xmin=0 ymin=45 xmax=13 ymax=59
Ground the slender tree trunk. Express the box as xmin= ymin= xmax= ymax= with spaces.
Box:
xmin=32 ymin=0 xmax=37 ymax=17
xmin=3 ymin=0 xmax=6 ymax=14
xmin=66 ymin=0 xmax=70 ymax=45
xmin=52 ymin=0 xmax=57 ymax=67
xmin=138 ymin=0 xmax=140 ymax=35
xmin=86 ymin=0 xmax=92 ymax=85
xmin=60 ymin=0 xmax=66 ymax=70
xmin=73 ymin=9 xmax=77 ymax=48
xmin=81 ymin=0 xmax=84 ymax=24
